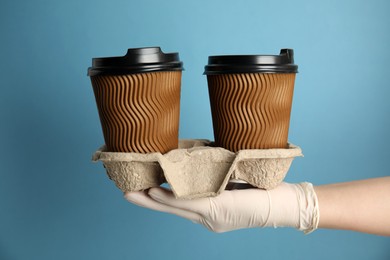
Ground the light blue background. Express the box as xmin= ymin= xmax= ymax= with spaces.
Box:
xmin=1 ymin=0 xmax=389 ymax=259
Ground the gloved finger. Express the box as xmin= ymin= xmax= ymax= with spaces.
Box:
xmin=124 ymin=190 xmax=202 ymax=223
xmin=148 ymin=187 xmax=213 ymax=216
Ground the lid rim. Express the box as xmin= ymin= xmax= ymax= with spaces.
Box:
xmin=88 ymin=65 xmax=183 ymax=76
xmin=204 ymin=65 xmax=298 ymax=75
xmin=204 ymin=70 xmax=298 ymax=75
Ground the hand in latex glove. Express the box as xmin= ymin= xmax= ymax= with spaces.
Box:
xmin=124 ymin=182 xmax=319 ymax=234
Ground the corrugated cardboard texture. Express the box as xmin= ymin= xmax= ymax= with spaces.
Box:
xmin=92 ymin=139 xmax=303 ymax=199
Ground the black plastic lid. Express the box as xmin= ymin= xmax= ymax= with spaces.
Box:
xmin=204 ymin=49 xmax=298 ymax=75
xmin=88 ymin=47 xmax=183 ymax=76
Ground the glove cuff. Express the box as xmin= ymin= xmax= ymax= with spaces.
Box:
xmin=264 ymin=182 xmax=320 ymax=234
xmin=296 ymin=182 xmax=320 ymax=234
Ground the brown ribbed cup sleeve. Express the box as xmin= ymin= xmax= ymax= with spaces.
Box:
xmin=207 ymin=73 xmax=295 ymax=152
xmin=91 ymin=71 xmax=182 ymax=153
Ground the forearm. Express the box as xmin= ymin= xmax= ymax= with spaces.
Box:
xmin=314 ymin=177 xmax=390 ymax=236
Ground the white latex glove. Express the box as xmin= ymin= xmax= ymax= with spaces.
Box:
xmin=124 ymin=182 xmax=319 ymax=234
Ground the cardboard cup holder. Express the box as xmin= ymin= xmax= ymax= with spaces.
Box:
xmin=92 ymin=139 xmax=303 ymax=199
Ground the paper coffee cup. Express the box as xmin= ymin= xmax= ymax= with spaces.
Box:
xmin=88 ymin=47 xmax=183 ymax=153
xmin=204 ymin=49 xmax=298 ymax=152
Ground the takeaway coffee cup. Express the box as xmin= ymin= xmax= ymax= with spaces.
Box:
xmin=204 ymin=49 xmax=298 ymax=152
xmin=88 ymin=47 xmax=183 ymax=153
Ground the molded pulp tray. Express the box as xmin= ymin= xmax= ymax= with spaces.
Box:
xmin=92 ymin=139 xmax=303 ymax=199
